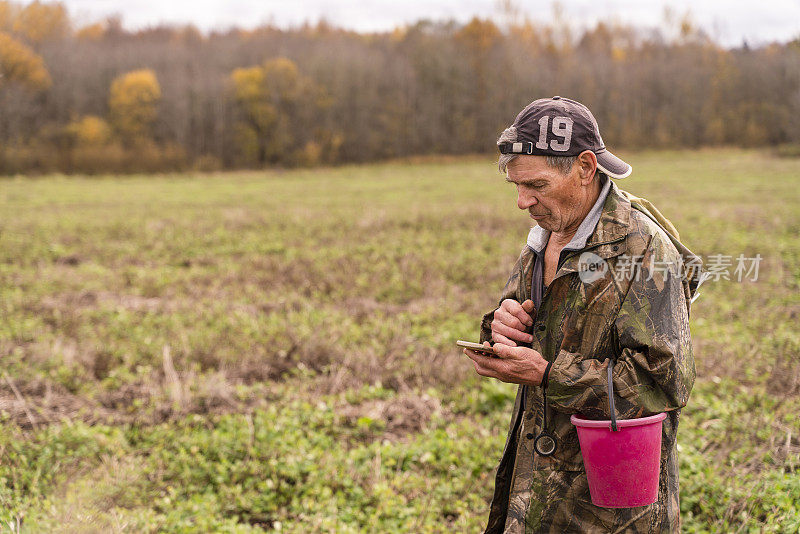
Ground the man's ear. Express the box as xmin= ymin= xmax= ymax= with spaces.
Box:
xmin=577 ymin=150 xmax=598 ymax=185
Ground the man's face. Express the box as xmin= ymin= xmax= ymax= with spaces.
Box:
xmin=506 ymin=155 xmax=586 ymax=233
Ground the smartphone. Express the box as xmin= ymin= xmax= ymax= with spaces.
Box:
xmin=457 ymin=340 xmax=497 ymax=356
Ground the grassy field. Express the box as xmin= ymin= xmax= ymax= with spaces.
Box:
xmin=1 ymin=149 xmax=798 ymax=532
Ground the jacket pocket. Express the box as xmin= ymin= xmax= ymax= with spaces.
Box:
xmin=520 ymin=402 xmax=585 ymax=472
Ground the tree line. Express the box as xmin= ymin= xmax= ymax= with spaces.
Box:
xmin=1 ymin=1 xmax=799 ymax=174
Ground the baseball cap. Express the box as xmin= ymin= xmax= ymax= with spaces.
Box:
xmin=498 ymin=96 xmax=632 ymax=179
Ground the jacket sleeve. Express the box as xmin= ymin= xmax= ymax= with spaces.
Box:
xmin=546 ymin=232 xmax=696 ymax=419
xmin=479 ymin=249 xmax=526 ymax=344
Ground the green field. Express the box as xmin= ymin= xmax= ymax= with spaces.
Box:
xmin=1 ymin=149 xmax=799 ymax=532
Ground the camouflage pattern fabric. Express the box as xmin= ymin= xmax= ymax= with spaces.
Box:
xmin=480 ymin=182 xmax=699 ymax=533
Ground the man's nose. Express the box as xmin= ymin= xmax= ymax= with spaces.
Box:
xmin=517 ymin=190 xmax=538 ymax=210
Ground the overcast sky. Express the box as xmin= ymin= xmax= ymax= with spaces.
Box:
xmin=61 ymin=0 xmax=800 ymax=47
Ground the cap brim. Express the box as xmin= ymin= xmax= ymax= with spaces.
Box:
xmin=595 ymin=148 xmax=632 ymax=179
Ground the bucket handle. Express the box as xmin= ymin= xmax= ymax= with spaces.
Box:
xmin=608 ymin=360 xmax=618 ymax=432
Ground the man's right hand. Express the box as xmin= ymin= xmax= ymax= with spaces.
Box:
xmin=491 ymin=299 xmax=535 ymax=347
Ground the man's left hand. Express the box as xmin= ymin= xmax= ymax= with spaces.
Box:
xmin=463 ymin=341 xmax=549 ymax=386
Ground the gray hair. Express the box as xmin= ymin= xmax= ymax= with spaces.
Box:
xmin=497 ymin=125 xmax=577 ymax=175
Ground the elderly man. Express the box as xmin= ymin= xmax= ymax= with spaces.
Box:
xmin=463 ymin=96 xmax=702 ymax=533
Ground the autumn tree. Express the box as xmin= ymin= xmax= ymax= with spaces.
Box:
xmin=230 ymin=57 xmax=334 ymax=166
xmin=66 ymin=115 xmax=112 ymax=146
xmin=12 ymin=0 xmax=69 ymax=44
xmin=75 ymin=22 xmax=105 ymax=41
xmin=454 ymin=18 xmax=505 ymax=150
xmin=0 ymin=1 xmax=18 ymax=31
xmin=0 ymin=31 xmax=51 ymax=90
xmin=108 ymin=69 xmax=161 ymax=145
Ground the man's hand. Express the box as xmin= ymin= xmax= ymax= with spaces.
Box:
xmin=491 ymin=299 xmax=535 ymax=347
xmin=463 ymin=341 xmax=549 ymax=386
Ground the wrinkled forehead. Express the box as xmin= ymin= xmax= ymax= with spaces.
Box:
xmin=506 ymin=155 xmax=562 ymax=180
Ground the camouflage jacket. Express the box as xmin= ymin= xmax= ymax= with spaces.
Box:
xmin=480 ymin=182 xmax=699 ymax=533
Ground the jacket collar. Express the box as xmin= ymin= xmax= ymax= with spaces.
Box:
xmin=586 ymin=179 xmax=631 ymax=247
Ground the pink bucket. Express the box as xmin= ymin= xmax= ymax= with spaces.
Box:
xmin=569 ymin=361 xmax=666 ymax=508
xmin=571 ymin=412 xmax=666 ymax=507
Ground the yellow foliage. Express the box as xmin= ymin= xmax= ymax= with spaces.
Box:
xmin=229 ymin=58 xmax=303 ymax=160
xmin=76 ymin=22 xmax=105 ymax=41
xmin=66 ymin=115 xmax=112 ymax=146
xmin=231 ymin=66 xmax=265 ymax=104
xmin=230 ymin=58 xmax=304 ymax=109
xmin=509 ymin=21 xmax=542 ymax=55
xmin=298 ymin=140 xmax=321 ymax=167
xmin=69 ymin=140 xmax=186 ymax=174
xmin=108 ymin=69 xmax=162 ymax=143
xmin=230 ymin=66 xmax=276 ymax=132
xmin=456 ymin=17 xmax=501 ymax=54
xmin=0 ymin=1 xmax=19 ymax=32
xmin=679 ymin=19 xmax=694 ymax=40
xmin=262 ymin=57 xmax=300 ymax=101
xmin=171 ymin=24 xmax=203 ymax=45
xmin=0 ymin=31 xmax=51 ymax=90
xmin=12 ymin=1 xmax=69 ymax=43
xmin=229 ymin=57 xmax=337 ymax=166
xmin=390 ymin=26 xmax=407 ymax=43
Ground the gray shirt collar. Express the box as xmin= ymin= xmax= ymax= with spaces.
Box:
xmin=526 ymin=174 xmax=611 ymax=253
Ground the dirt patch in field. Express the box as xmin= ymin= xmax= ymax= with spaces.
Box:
xmin=0 ymin=339 xmax=466 ymax=433
xmin=36 ymin=290 xmax=182 ymax=315
xmin=319 ymin=340 xmax=468 ymax=396
xmin=338 ymin=390 xmax=444 ymax=440
xmin=0 ymin=375 xmax=117 ymax=429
